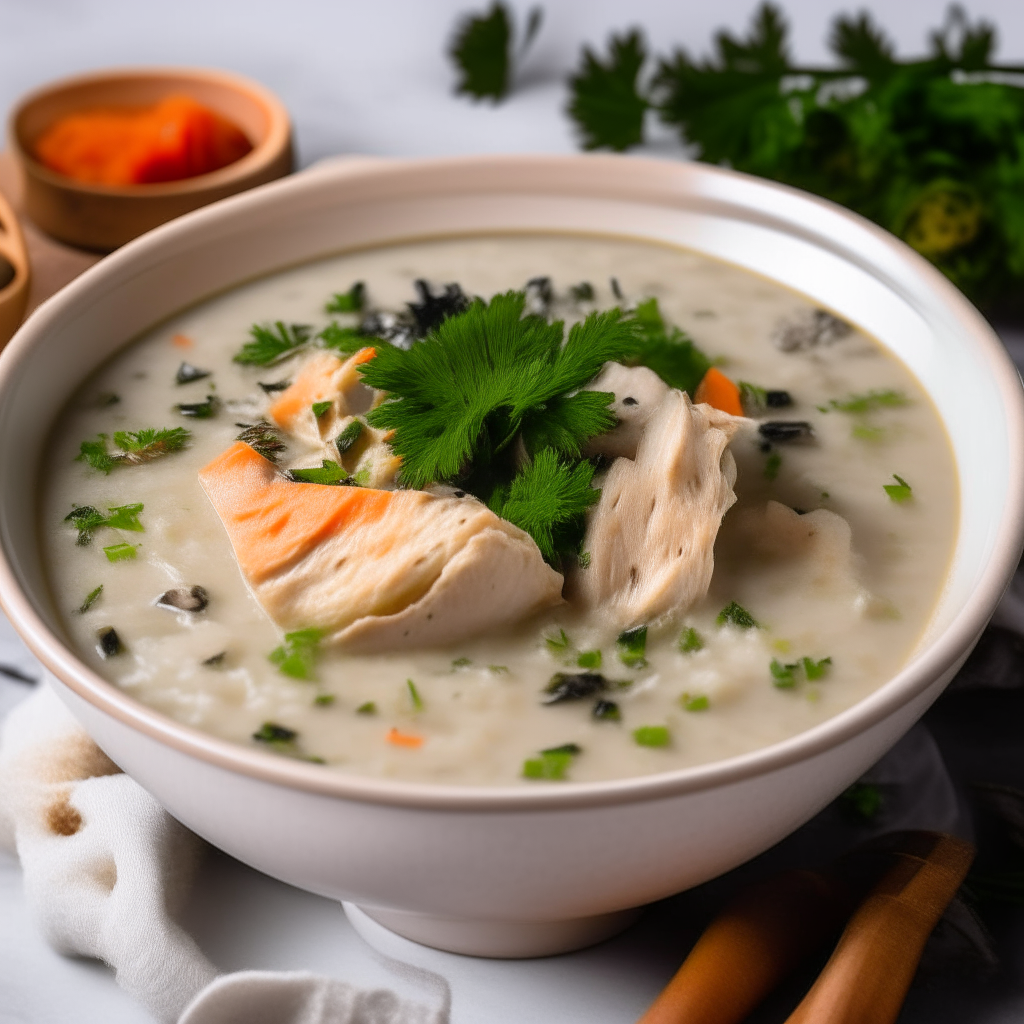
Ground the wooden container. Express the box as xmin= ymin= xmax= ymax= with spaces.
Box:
xmin=7 ymin=67 xmax=293 ymax=251
xmin=0 ymin=187 xmax=30 ymax=349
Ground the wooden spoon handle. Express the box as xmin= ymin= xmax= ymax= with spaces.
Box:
xmin=784 ymin=832 xmax=974 ymax=1024
xmin=636 ymin=869 xmax=854 ymax=1024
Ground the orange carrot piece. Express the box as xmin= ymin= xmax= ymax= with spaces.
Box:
xmin=694 ymin=367 xmax=744 ymax=416
xmin=386 ymin=727 xmax=424 ymax=749
xmin=172 ymin=333 xmax=193 ymax=348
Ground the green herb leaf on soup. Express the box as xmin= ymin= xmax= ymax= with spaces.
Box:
xmin=764 ymin=451 xmax=782 ymax=481
xmin=175 ymin=395 xmax=218 ymax=419
xmin=325 ymin=282 xmax=366 ymax=313
xmin=884 ymin=474 xmax=913 ymax=503
xmin=76 ymin=436 xmax=117 ymax=474
xmin=252 ymin=722 xmax=298 ymax=751
xmin=314 ymin=693 xmax=335 ymax=706
xmin=319 ymin=323 xmax=370 ymax=355
xmin=488 ymin=664 xmax=509 ymax=674
xmin=103 ymin=427 xmax=190 ymax=466
xmin=681 ymin=693 xmax=709 ymax=712
xmin=545 ymin=628 xmax=572 ymax=656
xmin=522 ymin=742 xmax=581 ymax=781
xmin=311 ymin=401 xmax=332 ymax=418
xmin=577 ymin=649 xmax=602 ymax=670
xmin=335 ymin=420 xmax=364 ymax=454
xmin=356 ymin=701 xmax=377 ymax=715
xmin=679 ymin=627 xmax=703 ymax=653
xmin=803 ymin=656 xmax=832 ymax=680
xmin=592 ymin=699 xmax=621 ymax=721
xmin=269 ymin=628 xmax=323 ymax=681
xmin=103 ymin=503 xmax=145 ymax=531
xmin=407 ymin=678 xmax=424 ymax=711
xmin=77 ymin=585 xmax=103 ymax=614
xmin=568 ymin=29 xmax=650 ymax=151
xmin=823 ymin=389 xmax=909 ymax=413
xmin=234 ymin=321 xmax=311 ymax=366
xmin=288 ymin=460 xmax=349 ymax=485
xmin=452 ymin=656 xmax=472 ymax=670
xmin=103 ymin=542 xmax=138 ymax=563
xmin=617 ymin=625 xmax=648 ymax=669
xmin=236 ymin=422 xmax=285 ymax=463
xmin=64 ymin=505 xmax=109 ymax=545
xmin=852 ymin=425 xmax=886 ymax=442
xmin=633 ymin=725 xmax=671 ymax=747
xmin=770 ymin=658 xmax=799 ymax=688
xmin=717 ymin=602 xmax=758 ymax=629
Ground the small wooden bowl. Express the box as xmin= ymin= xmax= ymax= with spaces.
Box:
xmin=7 ymin=67 xmax=293 ymax=251
xmin=0 ymin=187 xmax=30 ymax=349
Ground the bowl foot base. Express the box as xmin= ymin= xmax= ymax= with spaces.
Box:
xmin=344 ymin=901 xmax=642 ymax=958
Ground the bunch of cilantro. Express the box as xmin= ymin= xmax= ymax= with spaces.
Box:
xmin=567 ymin=4 xmax=1024 ymax=309
xmin=358 ymin=289 xmax=706 ymax=567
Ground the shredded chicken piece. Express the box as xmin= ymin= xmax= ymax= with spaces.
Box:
xmin=570 ymin=389 xmax=743 ymax=629
xmin=583 ymin=362 xmax=670 ymax=460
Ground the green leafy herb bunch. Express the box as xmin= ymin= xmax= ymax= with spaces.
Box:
xmin=566 ymin=4 xmax=1024 ymax=309
xmin=450 ymin=2 xmax=543 ymax=102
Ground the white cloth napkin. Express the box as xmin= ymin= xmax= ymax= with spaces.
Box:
xmin=0 ymin=684 xmax=445 ymax=1024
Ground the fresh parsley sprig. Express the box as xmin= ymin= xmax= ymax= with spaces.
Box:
xmin=77 ymin=429 xmax=190 ymax=473
xmin=234 ymin=322 xmax=312 ymax=366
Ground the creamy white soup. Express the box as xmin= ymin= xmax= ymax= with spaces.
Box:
xmin=40 ymin=234 xmax=958 ymax=785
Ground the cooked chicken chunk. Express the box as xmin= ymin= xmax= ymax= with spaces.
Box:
xmin=583 ymin=362 xmax=670 ymax=460
xmin=570 ymin=389 xmax=743 ymax=629
xmin=199 ymin=442 xmax=563 ymax=651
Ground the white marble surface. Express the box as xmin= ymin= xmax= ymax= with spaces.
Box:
xmin=3 ymin=1 xmax=1024 ymax=1020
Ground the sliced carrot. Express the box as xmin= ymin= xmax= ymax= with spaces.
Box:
xmin=172 ymin=333 xmax=193 ymax=348
xmin=386 ymin=727 xmax=424 ymax=749
xmin=694 ymin=367 xmax=744 ymax=416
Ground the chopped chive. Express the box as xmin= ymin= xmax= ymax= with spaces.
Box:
xmin=452 ymin=656 xmax=472 ymax=669
xmin=633 ymin=725 xmax=670 ymax=747
xmin=825 ymin=389 xmax=908 ymax=414
xmin=96 ymin=627 xmax=123 ymax=658
xmin=764 ymin=451 xmax=782 ymax=480
xmin=103 ymin=542 xmax=138 ymax=563
xmin=104 ymin=503 xmax=145 ymax=531
xmin=803 ymin=656 xmax=832 ymax=681
xmin=522 ymin=744 xmax=581 ymax=781
xmin=617 ymin=626 xmax=648 ymax=669
xmin=252 ymin=722 xmax=298 ymax=750
xmin=77 ymin=584 xmax=103 ymax=614
xmin=335 ymin=420 xmax=364 ymax=454
xmin=770 ymin=658 xmax=799 ymax=688
xmin=681 ymin=693 xmax=709 ymax=712
xmin=356 ymin=701 xmax=377 ymax=715
xmin=545 ymin=628 xmax=572 ymax=655
xmin=678 ymin=627 xmax=703 ymax=653
xmin=314 ymin=693 xmax=336 ymax=706
xmin=717 ymin=602 xmax=758 ymax=629
xmin=288 ymin=460 xmax=349 ymax=485
xmin=592 ymin=699 xmax=621 ymax=721
xmin=312 ymin=400 xmax=332 ymax=418
xmin=407 ymin=678 xmax=424 ymax=711
xmin=577 ymin=649 xmax=602 ymax=669
xmin=883 ymin=474 xmax=913 ymax=503
xmin=269 ymin=628 xmax=323 ymax=681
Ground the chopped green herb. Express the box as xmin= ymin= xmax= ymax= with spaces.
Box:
xmin=839 ymin=782 xmax=883 ymax=822
xmin=314 ymin=693 xmax=336 ymax=706
xmin=202 ymin=651 xmax=227 ymax=667
xmin=76 ymin=428 xmax=191 ymax=473
xmin=523 ymin=742 xmax=579 ymax=781
xmin=681 ymin=693 xmax=710 ymax=712
xmin=356 ymin=701 xmax=377 ymax=715
xmin=633 ymin=725 xmax=671 ymax=747
xmin=103 ymin=542 xmax=138 ymax=563
xmin=770 ymin=658 xmax=799 ymax=688
xmin=545 ymin=628 xmax=572 ymax=655
xmin=407 ymin=678 xmax=424 ymax=711
xmin=568 ymin=29 xmax=650 ymax=151
xmin=352 ymin=469 xmax=370 ymax=486
xmin=64 ymin=505 xmax=109 ymax=545
xmin=311 ymin=400 xmax=332 ymax=418
xmin=570 ymin=282 xmax=595 ymax=302
xmin=617 ymin=626 xmax=648 ymax=669
xmin=234 ymin=321 xmax=311 ymax=366
xmin=325 ymin=282 xmax=366 ymax=313
xmin=77 ymin=585 xmax=103 ymax=614
xmin=802 ymin=656 xmax=833 ymax=681
xmin=577 ymin=649 xmax=602 ymax=670
xmin=258 ymin=379 xmax=291 ymax=393
xmin=764 ymin=451 xmax=782 ymax=481
xmin=738 ymin=381 xmax=768 ymax=411
xmin=852 ymin=424 xmax=886 ymax=441
xmin=335 ymin=420 xmax=364 ymax=455
xmin=236 ymin=422 xmax=285 ymax=462
xmin=679 ymin=627 xmax=703 ymax=653
xmin=823 ymin=389 xmax=909 ymax=414
xmin=252 ymin=722 xmax=298 ymax=750
xmin=717 ymin=602 xmax=758 ymax=629
xmin=592 ymin=698 xmax=621 ymax=721
xmin=96 ymin=626 xmax=123 ymax=658
xmin=577 ymin=550 xmax=592 ymax=569
xmin=104 ymin=503 xmax=144 ymax=532
xmin=452 ymin=656 xmax=472 ymax=669
xmin=449 ymin=2 xmax=540 ymax=103
xmin=883 ymin=474 xmax=913 ymax=503
xmin=175 ymin=362 xmax=211 ymax=385
xmin=626 ymin=298 xmax=711 ymax=397
xmin=543 ymin=672 xmax=606 ymax=703
xmin=269 ymin=628 xmax=323 ymax=681
xmin=288 ymin=460 xmax=349 ymax=485
xmin=488 ymin=664 xmax=509 ymax=674
xmin=176 ymin=395 xmax=218 ymax=419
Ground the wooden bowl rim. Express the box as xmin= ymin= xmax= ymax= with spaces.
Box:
xmin=0 ymin=189 xmax=29 ymax=298
xmin=7 ymin=65 xmax=292 ymax=198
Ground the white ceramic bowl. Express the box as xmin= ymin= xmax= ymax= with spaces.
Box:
xmin=1 ymin=154 xmax=1022 ymax=958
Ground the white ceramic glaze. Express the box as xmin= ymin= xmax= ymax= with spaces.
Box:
xmin=0 ymin=155 xmax=1021 ymax=957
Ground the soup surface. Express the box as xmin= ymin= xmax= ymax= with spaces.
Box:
xmin=40 ymin=234 xmax=958 ymax=785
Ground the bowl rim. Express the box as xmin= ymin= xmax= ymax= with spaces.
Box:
xmin=7 ymin=64 xmax=292 ymax=197
xmin=1 ymin=151 xmax=1022 ymax=812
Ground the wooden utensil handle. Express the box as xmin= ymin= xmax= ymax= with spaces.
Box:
xmin=784 ymin=833 xmax=974 ymax=1024
xmin=636 ymin=869 xmax=854 ymax=1024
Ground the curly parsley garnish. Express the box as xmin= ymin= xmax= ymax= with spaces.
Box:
xmin=326 ymin=282 xmax=366 ymax=313
xmin=77 ymin=429 xmax=190 ymax=473
xmin=717 ymin=602 xmax=759 ymax=629
xmin=234 ymin=321 xmax=311 ymax=366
